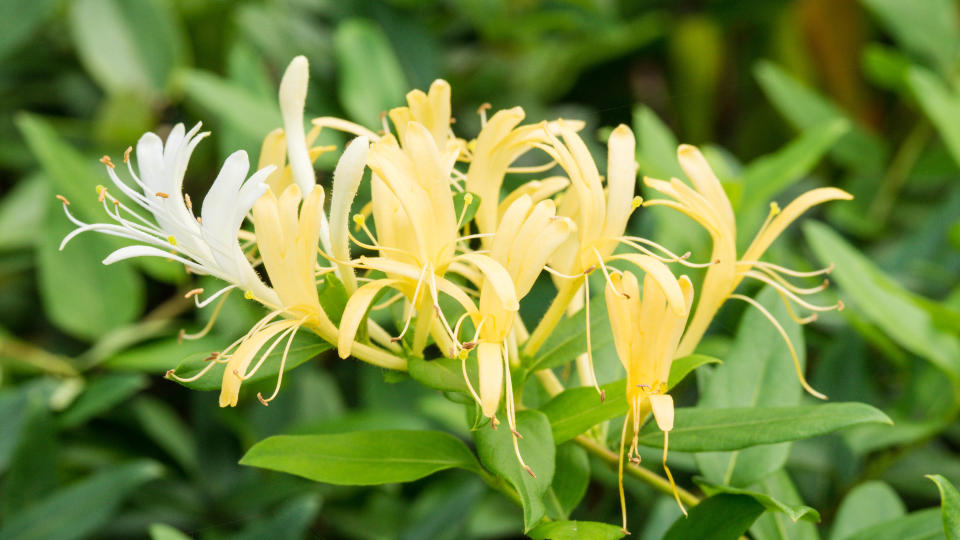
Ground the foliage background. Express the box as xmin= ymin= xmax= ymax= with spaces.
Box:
xmin=1 ymin=0 xmax=959 ymax=538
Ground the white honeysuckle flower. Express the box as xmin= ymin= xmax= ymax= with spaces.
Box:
xmin=59 ymin=122 xmax=279 ymax=306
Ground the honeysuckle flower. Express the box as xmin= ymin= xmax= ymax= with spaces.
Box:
xmin=336 ymin=115 xmax=519 ymax=359
xmin=464 ymin=107 xmax=574 ymax=243
xmin=524 ymin=122 xmax=673 ymax=396
xmin=459 ymin=195 xmax=573 ymax=474
xmin=644 ymin=144 xmax=851 ymax=398
xmin=58 ymin=122 xmax=278 ymax=307
xmin=605 ymin=267 xmax=694 ymax=532
xmin=165 ymin=56 xmax=403 ymax=407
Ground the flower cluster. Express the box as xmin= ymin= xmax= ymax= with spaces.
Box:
xmin=58 ymin=56 xmax=849 ymax=532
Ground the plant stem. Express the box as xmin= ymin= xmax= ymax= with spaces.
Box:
xmin=868 ymin=120 xmax=931 ymax=223
xmin=575 ymin=435 xmax=701 ymax=508
xmin=534 ymin=369 xmax=565 ymax=396
xmin=522 ymin=277 xmax=583 ymax=358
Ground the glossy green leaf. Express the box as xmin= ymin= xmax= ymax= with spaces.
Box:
xmin=696 ymin=287 xmax=804 ymax=487
xmin=831 ymin=481 xmax=906 ymax=540
xmin=241 ymin=430 xmax=482 ymax=485
xmin=861 ymin=0 xmax=960 ymax=76
xmin=103 ymin=335 xmax=226 ymax=373
xmin=805 ymin=221 xmax=960 ymax=378
xmin=475 ymin=410 xmax=555 ymax=531
xmin=333 ymin=19 xmax=408 ymax=128
xmin=750 ymin=470 xmax=820 ymax=540
xmin=696 ymin=479 xmax=820 ymax=523
xmin=928 ymin=475 xmax=960 ymax=540
xmin=170 ymin=334 xmax=331 ymax=391
xmin=0 ymin=174 xmax=47 ymax=251
xmin=2 ymin=398 xmax=58 ymax=516
xmin=754 ymin=61 xmax=886 ymax=172
xmin=843 ymin=509 xmax=944 ymax=540
xmin=545 ymin=442 xmax=590 ymax=520
xmin=0 ymin=460 xmax=163 ymax=540
xmin=907 ymin=66 xmax=960 ymax=169
xmin=664 ymin=494 xmax=766 ymax=540
xmin=636 ymin=402 xmax=891 ymax=452
xmin=408 ymin=354 xmax=474 ymax=393
xmin=528 ymin=520 xmax=625 ymax=540
xmin=68 ymin=0 xmax=186 ymax=95
xmin=540 ymin=354 xmax=718 ymax=444
xmin=528 ymin=292 xmax=611 ymax=372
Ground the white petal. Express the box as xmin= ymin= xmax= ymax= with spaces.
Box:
xmin=279 ymin=55 xmax=315 ymax=194
xmin=201 ymin=150 xmax=250 ymax=241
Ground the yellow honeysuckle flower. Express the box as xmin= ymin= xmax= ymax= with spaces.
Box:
xmin=464 ymin=106 xmax=574 ymax=243
xmin=605 ymin=267 xmax=694 ymax=532
xmin=458 ymin=195 xmax=573 ymax=475
xmin=335 ymin=86 xmax=520 ymax=359
xmin=524 ymin=122 xmax=670 ymax=395
xmin=644 ymin=144 xmax=851 ymax=398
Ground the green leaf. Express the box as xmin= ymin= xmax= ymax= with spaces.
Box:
xmin=234 ymin=494 xmax=322 ymax=540
xmin=132 ymin=397 xmax=197 ymax=472
xmin=668 ymin=354 xmax=722 ymax=389
xmin=318 ymin=274 xmax=349 ymax=325
xmin=528 ymin=520 xmax=625 ymax=540
xmin=148 ymin=524 xmax=191 ymax=540
xmin=636 ymin=403 xmax=892 ymax=452
xmin=528 ymin=292 xmax=611 ymax=372
xmin=0 ymin=174 xmax=47 ymax=252
xmin=843 ymin=509 xmax=945 ymax=540
xmin=696 ymin=287 xmax=805 ymax=487
xmin=739 ymin=119 xmax=849 ymax=228
xmin=750 ymin=470 xmax=820 ymax=540
xmin=102 ymin=335 xmax=225 ymax=373
xmin=861 ymin=0 xmax=960 ymax=76
xmin=805 ymin=221 xmax=960 ymax=379
xmin=927 ymin=475 xmax=960 ymax=540
xmin=863 ymin=43 xmax=914 ymax=93
xmin=831 ymin=481 xmax=906 ymax=540
xmin=696 ymin=479 xmax=820 ymax=523
xmin=540 ymin=355 xmax=718 ymax=444
xmin=0 ymin=388 xmax=32 ymax=473
xmin=68 ymin=0 xmax=187 ymax=95
xmin=754 ymin=61 xmax=886 ymax=172
xmin=179 ymin=69 xmax=281 ymax=141
xmin=907 ymin=66 xmax=960 ymax=169
xmin=0 ymin=460 xmax=163 ymax=540
xmin=240 ymin=430 xmax=482 ymax=485
xmin=333 ymin=19 xmax=408 ymax=128
xmin=0 ymin=0 xmax=58 ymax=60
xmin=475 ymin=409 xmax=555 ymax=531
xmin=633 ymin=104 xmax=683 ymax=179
xmin=58 ymin=373 xmax=148 ymax=428
xmin=18 ymin=115 xmax=146 ymax=340
xmin=663 ymin=494 xmax=766 ymax=540
xmin=545 ymin=443 xmax=590 ymax=520
xmin=2 ymin=397 xmax=58 ymax=516
xmin=408 ymin=354 xmax=475 ymax=393
xmin=170 ymin=333 xmax=331 ymax=391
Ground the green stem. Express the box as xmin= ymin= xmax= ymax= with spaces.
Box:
xmin=522 ymin=277 xmax=583 ymax=358
xmin=575 ymin=435 xmax=701 ymax=508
